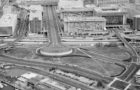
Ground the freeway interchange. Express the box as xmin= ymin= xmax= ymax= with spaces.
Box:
xmin=0 ymin=4 xmax=140 ymax=90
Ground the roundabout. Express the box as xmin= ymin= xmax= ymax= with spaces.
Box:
xmin=37 ymin=45 xmax=73 ymax=56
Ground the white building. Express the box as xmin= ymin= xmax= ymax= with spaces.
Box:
xmin=63 ymin=16 xmax=107 ymax=36
xmin=94 ymin=0 xmax=129 ymax=6
xmin=29 ymin=5 xmax=43 ymax=21
xmin=0 ymin=14 xmax=17 ymax=36
xmin=58 ymin=0 xmax=84 ymax=10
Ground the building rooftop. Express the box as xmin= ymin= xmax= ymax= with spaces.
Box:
xmin=0 ymin=14 xmax=17 ymax=27
xmin=64 ymin=16 xmax=106 ymax=22
xmin=134 ymin=15 xmax=140 ymax=18
xmin=59 ymin=7 xmax=94 ymax=12
xmin=28 ymin=5 xmax=43 ymax=11
xmin=136 ymin=69 xmax=140 ymax=75
xmin=58 ymin=0 xmax=84 ymax=9
xmin=94 ymin=5 xmax=127 ymax=14
xmin=21 ymin=72 xmax=38 ymax=79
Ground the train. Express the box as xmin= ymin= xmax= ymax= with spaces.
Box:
xmin=50 ymin=69 xmax=98 ymax=87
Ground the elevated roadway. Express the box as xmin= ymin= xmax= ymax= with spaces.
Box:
xmin=38 ymin=6 xmax=73 ymax=56
xmin=112 ymin=29 xmax=138 ymax=62
xmin=112 ymin=29 xmax=139 ymax=82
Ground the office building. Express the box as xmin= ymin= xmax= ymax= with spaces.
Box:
xmin=63 ymin=16 xmax=107 ymax=37
xmin=94 ymin=5 xmax=127 ymax=28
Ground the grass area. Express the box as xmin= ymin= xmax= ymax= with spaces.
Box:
xmin=5 ymin=45 xmax=53 ymax=61
xmin=6 ymin=69 xmax=28 ymax=77
xmin=84 ymin=46 xmax=130 ymax=60
xmin=4 ymin=45 xmax=126 ymax=76
xmin=61 ymin=56 xmax=124 ymax=76
xmin=6 ymin=47 xmax=33 ymax=59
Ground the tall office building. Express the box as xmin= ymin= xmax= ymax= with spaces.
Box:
xmin=94 ymin=0 xmax=129 ymax=6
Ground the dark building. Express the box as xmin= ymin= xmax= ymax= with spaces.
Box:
xmin=30 ymin=18 xmax=42 ymax=34
xmin=133 ymin=15 xmax=140 ymax=31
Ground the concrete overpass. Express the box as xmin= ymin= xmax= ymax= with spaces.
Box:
xmin=37 ymin=6 xmax=73 ymax=56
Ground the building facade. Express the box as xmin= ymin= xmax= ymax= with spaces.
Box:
xmin=29 ymin=5 xmax=43 ymax=34
xmin=59 ymin=8 xmax=94 ymax=20
xmin=94 ymin=5 xmax=127 ymax=28
xmin=133 ymin=15 xmax=140 ymax=31
xmin=63 ymin=16 xmax=107 ymax=37
xmin=94 ymin=0 xmax=129 ymax=6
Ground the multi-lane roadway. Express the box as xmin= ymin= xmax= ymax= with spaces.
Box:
xmin=112 ymin=29 xmax=139 ymax=82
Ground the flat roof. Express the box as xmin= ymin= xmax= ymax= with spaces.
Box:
xmin=0 ymin=14 xmax=17 ymax=27
xmin=21 ymin=72 xmax=38 ymax=79
xmin=136 ymin=69 xmax=140 ymax=75
xmin=134 ymin=15 xmax=140 ymax=18
xmin=29 ymin=5 xmax=43 ymax=11
xmin=94 ymin=5 xmax=127 ymax=14
xmin=64 ymin=16 xmax=106 ymax=22
xmin=58 ymin=0 xmax=84 ymax=9
xmin=59 ymin=7 xmax=94 ymax=12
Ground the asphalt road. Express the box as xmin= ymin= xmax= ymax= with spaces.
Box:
xmin=0 ymin=53 xmax=112 ymax=82
xmin=45 ymin=6 xmax=60 ymax=46
xmin=113 ymin=29 xmax=139 ymax=81
xmin=13 ymin=66 xmax=97 ymax=90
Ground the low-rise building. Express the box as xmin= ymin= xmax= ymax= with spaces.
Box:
xmin=15 ymin=72 xmax=77 ymax=90
xmin=63 ymin=16 xmax=107 ymax=37
xmin=0 ymin=13 xmax=17 ymax=36
xmin=135 ymin=69 xmax=140 ymax=83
